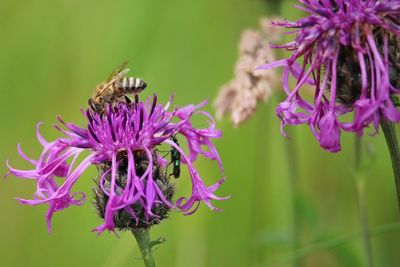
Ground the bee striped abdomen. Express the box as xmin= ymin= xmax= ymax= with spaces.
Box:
xmin=115 ymin=77 xmax=147 ymax=94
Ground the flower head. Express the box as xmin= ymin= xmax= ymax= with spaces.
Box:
xmin=259 ymin=0 xmax=400 ymax=152
xmin=7 ymin=95 xmax=227 ymax=235
xmin=215 ymin=18 xmax=280 ymax=127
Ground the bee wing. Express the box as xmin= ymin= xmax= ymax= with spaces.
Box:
xmin=107 ymin=68 xmax=129 ymax=85
xmin=107 ymin=61 xmax=130 ymax=81
xmin=95 ymin=68 xmax=130 ymax=97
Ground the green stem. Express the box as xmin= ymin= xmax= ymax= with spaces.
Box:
xmin=276 ymin=90 xmax=301 ymax=267
xmin=354 ymin=136 xmax=373 ymax=267
xmin=284 ymin=126 xmax=301 ymax=267
xmin=249 ymin=105 xmax=270 ymax=265
xmin=356 ymin=179 xmax=373 ymax=267
xmin=380 ymin=120 xmax=400 ymax=211
xmin=355 ymin=134 xmax=361 ymax=170
xmin=132 ymin=229 xmax=155 ymax=267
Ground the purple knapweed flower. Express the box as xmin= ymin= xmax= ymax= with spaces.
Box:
xmin=6 ymin=95 xmax=227 ymax=235
xmin=259 ymin=0 xmax=400 ymax=152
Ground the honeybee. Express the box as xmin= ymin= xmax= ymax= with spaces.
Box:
xmin=88 ymin=61 xmax=147 ymax=113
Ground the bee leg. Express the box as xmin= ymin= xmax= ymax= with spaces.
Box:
xmin=88 ymin=98 xmax=93 ymax=108
xmin=135 ymin=95 xmax=139 ymax=104
xmin=88 ymin=98 xmax=97 ymax=112
xmin=124 ymin=95 xmax=132 ymax=104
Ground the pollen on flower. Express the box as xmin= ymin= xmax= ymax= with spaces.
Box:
xmin=93 ymin=150 xmax=175 ymax=231
xmin=214 ymin=17 xmax=281 ymax=127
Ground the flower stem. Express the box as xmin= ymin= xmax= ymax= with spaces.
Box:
xmin=354 ymin=136 xmax=373 ymax=267
xmin=284 ymin=126 xmax=301 ymax=267
xmin=356 ymin=178 xmax=373 ymax=267
xmin=249 ymin=105 xmax=270 ymax=265
xmin=132 ymin=229 xmax=156 ymax=267
xmin=380 ymin=119 xmax=400 ymax=211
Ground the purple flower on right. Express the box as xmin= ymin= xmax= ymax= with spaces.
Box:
xmin=259 ymin=0 xmax=400 ymax=152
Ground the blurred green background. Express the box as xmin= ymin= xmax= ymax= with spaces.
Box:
xmin=1 ymin=0 xmax=400 ymax=266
